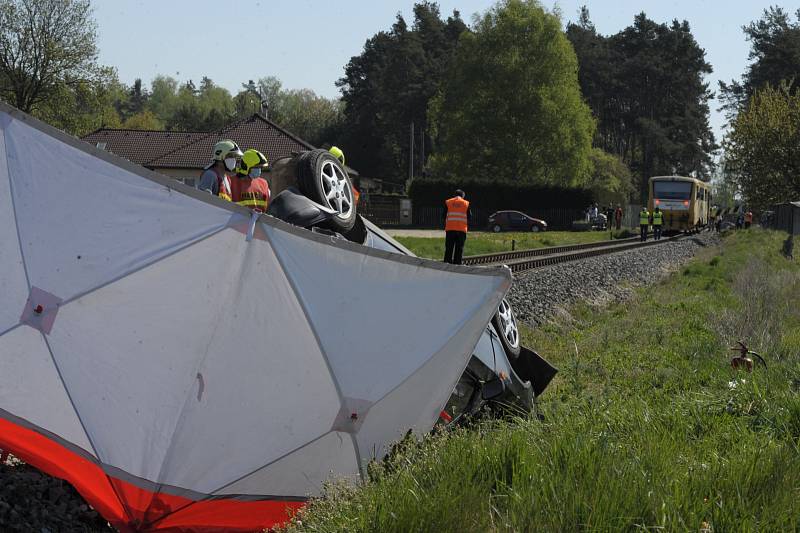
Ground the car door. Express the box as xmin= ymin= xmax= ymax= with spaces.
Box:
xmin=511 ymin=212 xmax=526 ymax=230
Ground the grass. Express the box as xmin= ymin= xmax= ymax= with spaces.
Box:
xmin=396 ymin=229 xmax=634 ymax=259
xmin=281 ymin=229 xmax=800 ymax=533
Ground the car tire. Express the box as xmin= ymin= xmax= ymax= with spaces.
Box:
xmin=492 ymin=298 xmax=521 ymax=359
xmin=297 ymin=149 xmax=357 ymax=233
xmin=492 ymin=224 xmax=502 ymax=233
xmin=530 ymin=225 xmax=540 ymax=232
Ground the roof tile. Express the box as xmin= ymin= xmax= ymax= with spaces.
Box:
xmin=81 ymin=129 xmax=208 ymax=166
xmin=81 ymin=114 xmax=316 ymax=171
xmin=146 ymin=114 xmax=315 ymax=169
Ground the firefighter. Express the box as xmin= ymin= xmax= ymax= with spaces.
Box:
xmin=639 ymin=206 xmax=650 ymax=242
xmin=443 ymin=189 xmax=471 ymax=264
xmin=328 ymin=146 xmax=360 ymax=206
xmin=232 ymin=149 xmax=270 ymax=212
xmin=652 ymin=206 xmax=664 ymax=240
xmin=198 ymin=139 xmax=243 ymax=201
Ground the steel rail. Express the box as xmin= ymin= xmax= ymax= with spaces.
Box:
xmin=462 ymin=235 xmax=644 ymax=266
xmin=468 ymin=233 xmax=687 ymax=274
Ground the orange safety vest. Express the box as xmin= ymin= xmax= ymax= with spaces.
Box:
xmin=209 ymin=167 xmax=232 ymax=202
xmin=232 ymin=176 xmax=270 ymax=212
xmin=445 ymin=197 xmax=469 ymax=233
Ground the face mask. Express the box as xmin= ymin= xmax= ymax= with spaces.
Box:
xmin=224 ymin=157 xmax=237 ymax=171
xmin=249 ymin=167 xmax=262 ymax=178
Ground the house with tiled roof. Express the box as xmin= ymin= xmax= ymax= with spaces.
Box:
xmin=82 ymin=114 xmax=345 ymax=188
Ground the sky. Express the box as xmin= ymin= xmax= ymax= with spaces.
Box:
xmin=93 ymin=1 xmax=780 ymax=144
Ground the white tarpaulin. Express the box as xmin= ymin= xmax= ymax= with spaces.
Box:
xmin=0 ymin=103 xmax=511 ymax=532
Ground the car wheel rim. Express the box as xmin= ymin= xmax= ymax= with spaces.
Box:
xmin=497 ymin=298 xmax=519 ymax=349
xmin=493 ymin=225 xmax=501 ymax=233
xmin=320 ymin=160 xmax=353 ymax=219
xmin=532 ymin=225 xmax=540 ymax=232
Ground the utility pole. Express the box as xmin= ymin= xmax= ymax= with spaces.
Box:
xmin=409 ymin=121 xmax=415 ymax=180
xmin=419 ymin=126 xmax=425 ymax=176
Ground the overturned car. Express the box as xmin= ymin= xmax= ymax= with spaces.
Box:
xmin=264 ymin=149 xmax=558 ymax=424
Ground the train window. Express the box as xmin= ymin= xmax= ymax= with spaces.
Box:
xmin=653 ymin=181 xmax=692 ymax=200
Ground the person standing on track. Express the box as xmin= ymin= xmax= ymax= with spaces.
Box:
xmin=652 ymin=206 xmax=663 ymax=240
xmin=443 ymin=189 xmax=471 ymax=265
xmin=639 ymin=206 xmax=650 ymax=242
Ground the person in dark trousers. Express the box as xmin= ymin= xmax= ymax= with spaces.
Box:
xmin=443 ymin=189 xmax=471 ymax=264
xmin=652 ymin=206 xmax=663 ymax=240
xmin=639 ymin=206 xmax=650 ymax=242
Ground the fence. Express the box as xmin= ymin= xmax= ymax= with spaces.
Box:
xmin=413 ymin=206 xmax=586 ymax=231
xmin=358 ymin=195 xmax=405 ymax=226
xmin=358 ymin=196 xmax=642 ymax=231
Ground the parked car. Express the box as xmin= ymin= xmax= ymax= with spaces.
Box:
xmin=488 ymin=210 xmax=548 ymax=233
xmin=266 ymin=151 xmax=557 ymax=424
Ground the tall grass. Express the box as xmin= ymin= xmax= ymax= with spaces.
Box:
xmin=282 ymin=229 xmax=800 ymax=532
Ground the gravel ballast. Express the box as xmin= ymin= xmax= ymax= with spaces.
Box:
xmin=0 ymin=458 xmax=112 ymax=532
xmin=508 ymin=232 xmax=721 ymax=327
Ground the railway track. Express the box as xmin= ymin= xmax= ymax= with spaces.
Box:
xmin=463 ymin=233 xmax=687 ymax=273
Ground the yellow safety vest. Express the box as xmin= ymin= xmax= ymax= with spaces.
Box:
xmin=652 ymin=211 xmax=663 ymax=225
xmin=640 ymin=210 xmax=650 ymax=225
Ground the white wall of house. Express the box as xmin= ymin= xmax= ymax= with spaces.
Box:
xmin=150 ymin=167 xmax=204 ymax=188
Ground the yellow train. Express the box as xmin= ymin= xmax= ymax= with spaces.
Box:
xmin=648 ymin=175 xmax=711 ymax=232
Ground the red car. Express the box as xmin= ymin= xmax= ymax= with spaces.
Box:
xmin=488 ymin=210 xmax=548 ymax=232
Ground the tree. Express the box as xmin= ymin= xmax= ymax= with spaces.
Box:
xmin=270 ymin=88 xmax=342 ymax=146
xmin=723 ymin=83 xmax=800 ymax=209
xmin=429 ymin=0 xmax=595 ymax=186
xmin=116 ymin=78 xmax=148 ymax=120
xmin=147 ymin=75 xmax=179 ymax=124
xmin=34 ymin=66 xmax=122 ymax=136
xmin=719 ymin=7 xmax=800 ymax=114
xmin=337 ymin=2 xmax=467 ymax=178
xmin=567 ymin=10 xmax=716 ymax=199
xmin=0 ymin=0 xmax=100 ymax=112
xmin=587 ymin=148 xmax=634 ymax=205
xmin=233 ymin=77 xmax=343 ymax=145
xmin=123 ymin=110 xmax=163 ymax=130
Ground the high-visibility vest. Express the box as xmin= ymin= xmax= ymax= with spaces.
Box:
xmin=232 ymin=177 xmax=270 ymax=212
xmin=652 ymin=211 xmax=663 ymax=226
xmin=209 ymin=167 xmax=232 ymax=202
xmin=640 ymin=210 xmax=650 ymax=225
xmin=445 ymin=197 xmax=469 ymax=233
